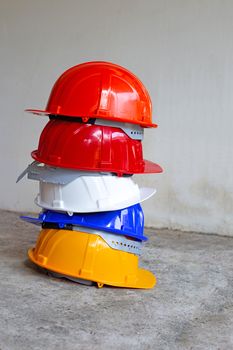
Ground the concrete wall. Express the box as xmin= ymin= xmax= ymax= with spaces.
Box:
xmin=1 ymin=0 xmax=233 ymax=235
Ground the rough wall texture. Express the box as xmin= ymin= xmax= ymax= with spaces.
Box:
xmin=0 ymin=0 xmax=233 ymax=234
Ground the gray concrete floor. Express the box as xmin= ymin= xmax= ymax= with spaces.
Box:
xmin=0 ymin=210 xmax=233 ymax=350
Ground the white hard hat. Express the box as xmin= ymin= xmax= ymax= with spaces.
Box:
xmin=18 ymin=162 xmax=156 ymax=214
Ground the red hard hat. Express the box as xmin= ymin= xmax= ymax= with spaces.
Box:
xmin=31 ymin=119 xmax=162 ymax=176
xmin=26 ymin=61 xmax=157 ymax=128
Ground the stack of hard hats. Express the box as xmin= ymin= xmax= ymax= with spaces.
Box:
xmin=18 ymin=61 xmax=162 ymax=289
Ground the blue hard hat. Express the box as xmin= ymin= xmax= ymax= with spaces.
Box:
xmin=20 ymin=204 xmax=147 ymax=241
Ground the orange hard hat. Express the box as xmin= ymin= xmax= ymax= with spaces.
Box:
xmin=26 ymin=61 xmax=157 ymax=128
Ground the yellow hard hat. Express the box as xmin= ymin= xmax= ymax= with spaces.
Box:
xmin=28 ymin=228 xmax=156 ymax=289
